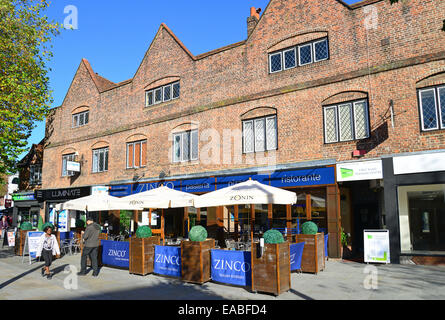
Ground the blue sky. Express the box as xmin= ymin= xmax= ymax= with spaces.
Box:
xmin=21 ymin=0 xmax=361 ymax=160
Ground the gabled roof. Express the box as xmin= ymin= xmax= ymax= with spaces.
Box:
xmin=82 ymin=58 xmax=118 ymax=93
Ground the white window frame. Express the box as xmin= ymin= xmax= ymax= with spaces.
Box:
xmin=29 ymin=164 xmax=42 ymax=185
xmin=172 ymin=82 xmax=180 ymax=100
xmin=163 ymin=84 xmax=172 ymax=102
xmin=146 ymin=90 xmax=154 ymax=107
xmin=419 ymin=87 xmax=442 ymax=132
xmin=313 ymin=38 xmax=329 ymax=63
xmin=324 ymin=106 xmax=338 ymax=144
xmin=62 ymin=154 xmax=76 ymax=177
xmin=172 ymin=129 xmax=198 ymax=163
xmin=72 ymin=111 xmax=89 ymax=128
xmin=323 ymin=100 xmax=370 ymax=144
xmin=243 ymin=115 xmax=278 ymax=153
xmin=338 ymin=103 xmax=354 ymax=142
xmin=283 ymin=48 xmax=297 ymax=70
xmin=92 ymin=147 xmax=109 ymax=173
xmin=439 ymin=86 xmax=445 ymax=129
xmin=126 ymin=140 xmax=146 ymax=169
xmin=269 ymin=52 xmax=283 ymax=74
xmin=154 ymin=88 xmax=163 ymax=104
xmin=298 ymin=43 xmax=313 ymax=66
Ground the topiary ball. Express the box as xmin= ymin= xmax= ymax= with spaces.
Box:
xmin=136 ymin=225 xmax=152 ymax=238
xmin=75 ymin=219 xmax=85 ymax=228
xmin=263 ymin=229 xmax=284 ymax=244
xmin=302 ymin=221 xmax=318 ymax=235
xmin=188 ymin=225 xmax=208 ymax=242
xmin=20 ymin=222 xmax=33 ymax=231
xmin=42 ymin=222 xmax=55 ymax=231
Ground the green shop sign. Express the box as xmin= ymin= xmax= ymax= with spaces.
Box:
xmin=12 ymin=193 xmax=36 ymax=201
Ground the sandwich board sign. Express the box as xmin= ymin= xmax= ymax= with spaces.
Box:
xmin=22 ymin=231 xmax=44 ymax=264
xmin=364 ymin=230 xmax=390 ymax=264
xmin=7 ymin=231 xmax=15 ymax=247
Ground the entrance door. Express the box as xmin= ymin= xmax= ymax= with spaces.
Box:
xmin=164 ymin=208 xmax=184 ymax=238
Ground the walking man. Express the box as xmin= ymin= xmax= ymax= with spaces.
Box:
xmin=78 ymin=215 xmax=101 ymax=277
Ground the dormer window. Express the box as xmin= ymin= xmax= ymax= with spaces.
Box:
xmin=146 ymin=81 xmax=180 ymax=107
xmin=269 ymin=37 xmax=329 ymax=74
xmin=72 ymin=110 xmax=89 ymax=128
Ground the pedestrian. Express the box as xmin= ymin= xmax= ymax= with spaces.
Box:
xmin=78 ymin=215 xmax=101 ymax=277
xmin=36 ymin=226 xmax=60 ymax=279
xmin=0 ymin=215 xmax=9 ymax=248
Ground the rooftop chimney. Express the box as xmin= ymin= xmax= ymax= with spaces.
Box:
xmin=247 ymin=7 xmax=261 ymax=38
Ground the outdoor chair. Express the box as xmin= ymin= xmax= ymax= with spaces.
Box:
xmin=225 ymin=239 xmax=236 ymax=250
xmin=71 ymin=238 xmax=81 ymax=254
xmin=60 ymin=239 xmax=72 ymax=256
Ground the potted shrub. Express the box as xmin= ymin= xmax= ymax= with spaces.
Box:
xmin=181 ymin=225 xmax=215 ymax=284
xmin=294 ymin=221 xmax=325 ymax=274
xmin=15 ymin=222 xmax=34 ymax=256
xmin=129 ymin=226 xmax=160 ymax=275
xmin=251 ymin=229 xmax=291 ymax=296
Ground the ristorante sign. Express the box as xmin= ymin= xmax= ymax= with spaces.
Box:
xmin=35 ymin=186 xmax=91 ymax=202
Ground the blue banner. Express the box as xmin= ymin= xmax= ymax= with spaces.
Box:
xmin=182 ymin=177 xmax=216 ymax=193
xmin=109 ymin=181 xmax=181 ymax=197
xmin=154 ymin=245 xmax=181 ymax=277
xmin=290 ymin=242 xmax=305 ymax=271
xmin=101 ymin=240 xmax=130 ymax=268
xmin=211 ymin=249 xmax=252 ymax=286
xmin=270 ymin=167 xmax=335 ymax=188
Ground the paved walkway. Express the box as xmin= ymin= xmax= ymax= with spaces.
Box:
xmin=0 ymin=247 xmax=444 ymax=300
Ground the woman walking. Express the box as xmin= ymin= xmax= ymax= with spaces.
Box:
xmin=36 ymin=226 xmax=60 ymax=279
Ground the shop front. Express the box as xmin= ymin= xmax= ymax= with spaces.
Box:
xmin=109 ymin=165 xmax=342 ymax=258
xmin=12 ymin=192 xmax=41 ymax=229
xmin=336 ymin=159 xmax=385 ymax=260
xmin=383 ymin=152 xmax=445 ymax=264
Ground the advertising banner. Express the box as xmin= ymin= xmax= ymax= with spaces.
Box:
xmin=154 ymin=245 xmax=181 ymax=277
xmin=270 ymin=167 xmax=335 ymax=188
xmin=101 ymin=240 xmax=130 ymax=268
xmin=27 ymin=231 xmax=44 ymax=259
xmin=364 ymin=230 xmax=390 ymax=264
xmin=210 ymin=249 xmax=251 ymax=286
xmin=57 ymin=210 xmax=68 ymax=232
xmin=7 ymin=231 xmax=15 ymax=247
xmin=290 ymin=242 xmax=305 ymax=271
xmin=337 ymin=160 xmax=383 ymax=182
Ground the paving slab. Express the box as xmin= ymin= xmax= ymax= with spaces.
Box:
xmin=0 ymin=247 xmax=444 ymax=300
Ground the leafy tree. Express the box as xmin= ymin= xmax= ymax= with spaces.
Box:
xmin=0 ymin=0 xmax=60 ymax=176
xmin=389 ymin=0 xmax=444 ymax=31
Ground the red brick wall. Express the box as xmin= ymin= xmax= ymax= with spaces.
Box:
xmin=42 ymin=0 xmax=445 ymax=189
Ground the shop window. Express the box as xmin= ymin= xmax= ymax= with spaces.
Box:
xmin=127 ymin=140 xmax=147 ymax=169
xmin=418 ymin=86 xmax=445 ymax=131
xmin=323 ymin=99 xmax=370 ymax=144
xmin=92 ymin=147 xmax=109 ymax=173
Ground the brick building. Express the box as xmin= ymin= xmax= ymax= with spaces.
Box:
xmin=41 ymin=0 xmax=445 ymax=263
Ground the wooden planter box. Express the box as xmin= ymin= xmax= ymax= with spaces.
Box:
xmin=181 ymin=239 xmax=215 ymax=284
xmin=129 ymin=236 xmax=160 ymax=275
xmin=251 ymin=242 xmax=291 ymax=296
xmin=294 ymin=233 xmax=325 ymax=274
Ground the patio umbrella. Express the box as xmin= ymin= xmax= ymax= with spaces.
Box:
xmin=194 ymin=179 xmax=297 ymax=241
xmin=54 ymin=193 xmax=129 ymax=212
xmin=119 ymin=186 xmax=199 ymax=242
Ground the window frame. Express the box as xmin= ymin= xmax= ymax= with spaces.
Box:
xmin=283 ymin=47 xmax=297 ymax=70
xmin=269 ymin=51 xmax=283 ymax=74
xmin=126 ymin=140 xmax=147 ymax=169
xmin=62 ymin=153 xmax=76 ymax=177
xmin=145 ymin=81 xmax=181 ymax=107
xmin=242 ymin=115 xmax=278 ymax=153
xmin=418 ymin=86 xmax=445 ymax=132
xmin=323 ymin=99 xmax=370 ymax=144
xmin=29 ymin=164 xmax=42 ymax=185
xmin=172 ymin=129 xmax=199 ymax=163
xmin=72 ymin=111 xmax=89 ymax=128
xmin=313 ymin=38 xmax=330 ymax=63
xmin=92 ymin=147 xmax=109 ymax=173
xmin=298 ymin=43 xmax=313 ymax=66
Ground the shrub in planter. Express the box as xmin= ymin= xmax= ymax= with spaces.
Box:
xmin=301 ymin=221 xmax=318 ymax=235
xmin=20 ymin=222 xmax=33 ymax=231
xmin=75 ymin=219 xmax=85 ymax=228
xmin=295 ymin=222 xmax=324 ymax=274
xmin=181 ymin=226 xmax=214 ymax=284
xmin=130 ymin=226 xmax=159 ymax=275
xmin=252 ymin=230 xmax=290 ymax=296
xmin=263 ymin=229 xmax=284 ymax=244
